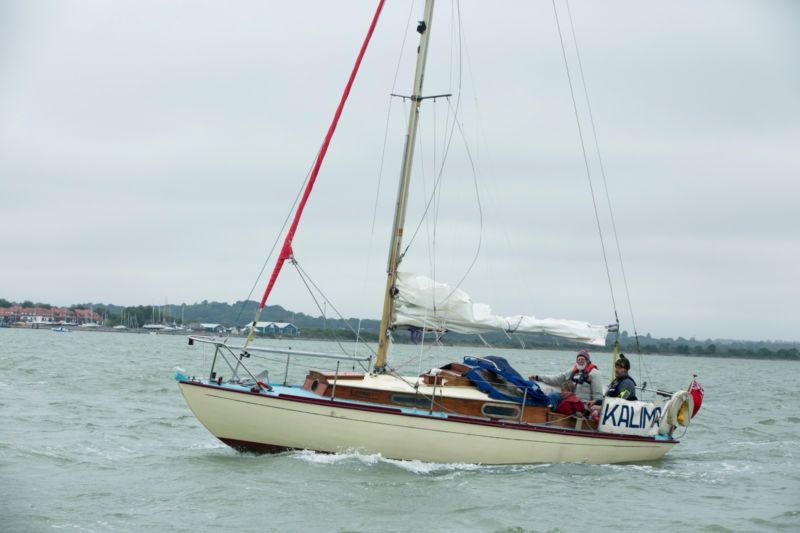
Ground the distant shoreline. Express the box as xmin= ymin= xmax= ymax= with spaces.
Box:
xmin=9 ymin=324 xmax=797 ymax=361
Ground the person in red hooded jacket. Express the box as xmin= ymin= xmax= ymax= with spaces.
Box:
xmin=553 ymin=381 xmax=587 ymax=416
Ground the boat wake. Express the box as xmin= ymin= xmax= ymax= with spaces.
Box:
xmin=288 ymin=449 xmax=549 ymax=475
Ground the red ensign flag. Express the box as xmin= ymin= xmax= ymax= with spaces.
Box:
xmin=690 ymin=377 xmax=704 ymax=418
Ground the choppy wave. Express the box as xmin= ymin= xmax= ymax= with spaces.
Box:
xmin=2 ymin=329 xmax=798 ymax=533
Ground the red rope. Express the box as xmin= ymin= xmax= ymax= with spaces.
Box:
xmin=258 ymin=0 xmax=386 ymax=309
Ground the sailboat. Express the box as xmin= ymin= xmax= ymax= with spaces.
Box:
xmin=177 ymin=0 xmax=701 ymax=464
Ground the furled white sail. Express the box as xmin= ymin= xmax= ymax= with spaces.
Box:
xmin=393 ymin=272 xmax=608 ymax=346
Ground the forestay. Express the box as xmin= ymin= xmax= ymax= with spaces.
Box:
xmin=393 ymin=272 xmax=608 ymax=346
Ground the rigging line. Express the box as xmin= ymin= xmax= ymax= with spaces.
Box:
xmin=438 ymin=96 xmax=483 ymax=300
xmin=391 ymin=338 xmax=441 ymax=370
xmin=434 ymin=0 xmax=464 ymax=280
xmin=291 ymin=261 xmax=371 ymax=371
xmin=292 ymin=260 xmax=377 ymax=358
xmin=429 ymin=100 xmax=438 ymax=278
xmin=433 ymin=96 xmax=438 ymax=195
xmin=428 ymin=0 xmax=460 ymax=290
xmin=358 ymin=0 xmax=415 ymax=350
xmin=400 ymin=0 xmax=465 ymax=262
xmin=399 ymin=95 xmax=459 ymax=259
xmin=562 ymin=0 xmax=648 ymax=385
xmin=498 ymin=327 xmax=517 ymax=347
xmin=401 ymin=64 xmax=486 ymax=336
xmin=396 ymin=1 xmax=483 ymax=331
xmin=392 ymin=0 xmax=417 ymax=92
xmin=564 ymin=0 xmax=641 ymax=356
xmin=435 ymin=1 xmax=455 ymax=288
xmin=456 ymin=12 xmax=518 ymax=298
xmin=251 ymin=0 xmax=387 ymax=317
xmin=477 ymin=333 xmax=493 ymax=349
xmin=436 ymin=1 xmax=460 ymax=287
xmin=226 ymin=152 xmax=320 ymax=341
xmin=386 ymin=370 xmax=460 ymax=415
xmin=436 ymin=2 xmax=484 ymax=301
xmin=293 ymin=268 xmax=371 ymax=373
xmin=442 ymin=0 xmax=465 ymax=227
xmin=357 ymin=97 xmax=395 ymax=356
xmin=460 ymin=23 xmax=513 ymax=256
xmin=367 ymin=0 xmax=416 ymax=242
xmin=414 ymin=94 xmax=433 ymax=277
xmin=420 ymin=102 xmax=444 ymax=292
xmin=551 ymin=0 xmax=619 ymax=320
xmin=415 ymin=297 xmax=433 ymax=379
xmin=365 ymin=0 xmax=416 ymax=250
xmin=448 ymin=0 xmax=456 ymax=105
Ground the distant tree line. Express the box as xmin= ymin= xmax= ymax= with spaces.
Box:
xmin=0 ymin=299 xmax=52 ymax=309
xmin=613 ymin=330 xmax=799 ymax=360
xmin=2 ymin=298 xmax=797 ymax=360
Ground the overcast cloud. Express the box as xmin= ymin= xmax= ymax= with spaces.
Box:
xmin=1 ymin=0 xmax=798 ymax=341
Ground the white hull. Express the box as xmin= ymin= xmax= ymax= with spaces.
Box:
xmin=179 ymin=381 xmax=676 ymax=464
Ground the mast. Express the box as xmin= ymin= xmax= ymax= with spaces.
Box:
xmin=374 ymin=0 xmax=436 ymax=373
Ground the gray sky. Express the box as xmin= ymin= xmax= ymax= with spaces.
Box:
xmin=1 ymin=1 xmax=798 ymax=341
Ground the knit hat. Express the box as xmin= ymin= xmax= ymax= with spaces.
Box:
xmin=615 ymin=354 xmax=630 ymax=370
xmin=576 ymin=349 xmax=590 ymax=362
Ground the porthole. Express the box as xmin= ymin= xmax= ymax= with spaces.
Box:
xmin=481 ymin=403 xmax=520 ymax=419
xmin=391 ymin=394 xmax=431 ymax=409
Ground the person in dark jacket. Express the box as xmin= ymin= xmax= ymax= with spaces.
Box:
xmin=606 ymin=354 xmax=637 ymax=401
xmin=590 ymin=354 xmax=638 ymax=419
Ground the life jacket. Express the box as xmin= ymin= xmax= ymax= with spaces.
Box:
xmin=607 ymin=375 xmax=638 ymax=401
xmin=569 ymin=362 xmax=597 ymax=385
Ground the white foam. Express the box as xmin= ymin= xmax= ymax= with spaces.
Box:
xmin=383 ymin=458 xmax=485 ymax=474
xmin=189 ymin=439 xmax=227 ymax=450
xmin=290 ymin=449 xmax=382 ymax=466
xmin=600 ymin=463 xmax=699 ymax=479
xmin=290 ymin=449 xmax=531 ymax=475
xmin=720 ymin=461 xmax=752 ymax=473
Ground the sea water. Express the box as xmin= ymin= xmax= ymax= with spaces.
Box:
xmin=1 ymin=328 xmax=797 ymax=532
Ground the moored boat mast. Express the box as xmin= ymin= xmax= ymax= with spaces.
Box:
xmin=374 ymin=0 xmax=436 ymax=373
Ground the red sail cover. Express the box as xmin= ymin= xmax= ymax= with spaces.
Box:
xmin=258 ymin=0 xmax=386 ymax=309
xmin=690 ymin=377 xmax=704 ymax=418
